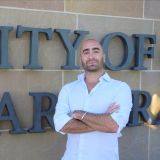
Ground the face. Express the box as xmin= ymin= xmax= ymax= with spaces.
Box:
xmin=80 ymin=40 xmax=105 ymax=72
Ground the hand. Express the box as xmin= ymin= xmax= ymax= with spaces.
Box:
xmin=71 ymin=110 xmax=85 ymax=120
xmin=106 ymin=102 xmax=120 ymax=114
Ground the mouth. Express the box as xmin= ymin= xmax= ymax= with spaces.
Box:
xmin=87 ymin=60 xmax=98 ymax=65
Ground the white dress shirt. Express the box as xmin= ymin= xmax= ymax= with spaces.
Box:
xmin=54 ymin=73 xmax=132 ymax=160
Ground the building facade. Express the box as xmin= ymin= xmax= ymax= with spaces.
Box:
xmin=0 ymin=0 xmax=160 ymax=160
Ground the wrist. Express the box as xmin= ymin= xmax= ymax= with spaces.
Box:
xmin=81 ymin=111 xmax=87 ymax=120
xmin=73 ymin=111 xmax=85 ymax=119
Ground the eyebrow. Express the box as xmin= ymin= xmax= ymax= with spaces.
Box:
xmin=82 ymin=48 xmax=89 ymax=53
xmin=82 ymin=47 xmax=100 ymax=53
xmin=92 ymin=47 xmax=100 ymax=51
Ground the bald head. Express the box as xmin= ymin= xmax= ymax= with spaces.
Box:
xmin=80 ymin=39 xmax=104 ymax=55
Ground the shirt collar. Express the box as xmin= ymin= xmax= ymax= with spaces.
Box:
xmin=77 ymin=72 xmax=111 ymax=82
xmin=100 ymin=72 xmax=111 ymax=82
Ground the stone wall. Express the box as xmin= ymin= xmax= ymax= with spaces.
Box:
xmin=0 ymin=0 xmax=160 ymax=160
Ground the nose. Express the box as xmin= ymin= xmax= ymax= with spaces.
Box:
xmin=88 ymin=52 xmax=94 ymax=59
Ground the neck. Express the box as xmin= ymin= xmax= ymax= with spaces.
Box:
xmin=85 ymin=69 xmax=105 ymax=84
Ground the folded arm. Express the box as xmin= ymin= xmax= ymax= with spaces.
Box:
xmin=60 ymin=119 xmax=95 ymax=133
xmin=72 ymin=109 xmax=119 ymax=133
xmin=60 ymin=103 xmax=119 ymax=133
xmin=54 ymin=82 xmax=132 ymax=135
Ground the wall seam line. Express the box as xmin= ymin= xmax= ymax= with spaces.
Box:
xmin=143 ymin=0 xmax=145 ymax=19
xmin=76 ymin=14 xmax=78 ymax=30
xmin=1 ymin=69 xmax=160 ymax=72
xmin=151 ymin=20 xmax=155 ymax=71
xmin=148 ymin=127 xmax=150 ymax=160
xmin=0 ymin=6 xmax=159 ymax=22
xmin=62 ymin=70 xmax=64 ymax=87
xmin=140 ymin=71 xmax=142 ymax=90
xmin=63 ymin=0 xmax=66 ymax=12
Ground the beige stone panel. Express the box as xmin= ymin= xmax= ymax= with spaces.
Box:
xmin=107 ymin=70 xmax=140 ymax=89
xmin=66 ymin=0 xmax=143 ymax=18
xmin=27 ymin=70 xmax=62 ymax=94
xmin=79 ymin=15 xmax=153 ymax=70
xmin=141 ymin=72 xmax=160 ymax=95
xmin=0 ymin=0 xmax=64 ymax=11
xmin=144 ymin=0 xmax=160 ymax=19
xmin=149 ymin=125 xmax=160 ymax=160
xmin=0 ymin=8 xmax=76 ymax=70
xmin=0 ymin=8 xmax=75 ymax=28
xmin=78 ymin=15 xmax=153 ymax=38
xmin=0 ymin=131 xmax=66 ymax=160
xmin=0 ymin=70 xmax=62 ymax=130
xmin=119 ymin=126 xmax=149 ymax=160
xmin=152 ymin=21 xmax=160 ymax=70
xmin=63 ymin=70 xmax=83 ymax=84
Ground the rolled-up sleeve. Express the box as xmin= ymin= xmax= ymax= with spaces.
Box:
xmin=53 ymin=85 xmax=72 ymax=134
xmin=111 ymin=82 xmax=133 ymax=134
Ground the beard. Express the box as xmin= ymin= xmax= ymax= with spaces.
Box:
xmin=81 ymin=59 xmax=104 ymax=72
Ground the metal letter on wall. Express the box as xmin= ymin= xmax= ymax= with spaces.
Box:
xmin=0 ymin=92 xmax=26 ymax=134
xmin=16 ymin=25 xmax=53 ymax=69
xmin=28 ymin=92 xmax=57 ymax=133
xmin=101 ymin=32 xmax=134 ymax=71
xmin=128 ymin=90 xmax=151 ymax=126
xmin=132 ymin=34 xmax=156 ymax=70
xmin=0 ymin=26 xmax=13 ymax=69
xmin=55 ymin=29 xmax=89 ymax=69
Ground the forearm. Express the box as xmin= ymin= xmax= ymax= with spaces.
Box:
xmin=83 ymin=112 xmax=118 ymax=132
xmin=60 ymin=118 xmax=95 ymax=134
xmin=73 ymin=111 xmax=119 ymax=133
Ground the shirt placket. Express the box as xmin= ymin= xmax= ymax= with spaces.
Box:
xmin=78 ymin=80 xmax=103 ymax=160
xmin=77 ymin=81 xmax=90 ymax=160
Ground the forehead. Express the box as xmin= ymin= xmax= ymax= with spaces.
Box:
xmin=81 ymin=40 xmax=102 ymax=51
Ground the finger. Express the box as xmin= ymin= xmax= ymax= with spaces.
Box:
xmin=109 ymin=102 xmax=116 ymax=106
xmin=107 ymin=106 xmax=120 ymax=113
xmin=111 ymin=108 xmax=120 ymax=112
xmin=110 ymin=104 xmax=119 ymax=109
xmin=110 ymin=105 xmax=120 ymax=110
xmin=109 ymin=102 xmax=119 ymax=107
xmin=108 ymin=105 xmax=119 ymax=111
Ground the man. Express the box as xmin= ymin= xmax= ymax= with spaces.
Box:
xmin=54 ymin=39 xmax=132 ymax=160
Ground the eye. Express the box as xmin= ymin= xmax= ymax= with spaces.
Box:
xmin=93 ymin=50 xmax=99 ymax=53
xmin=83 ymin=51 xmax=89 ymax=55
